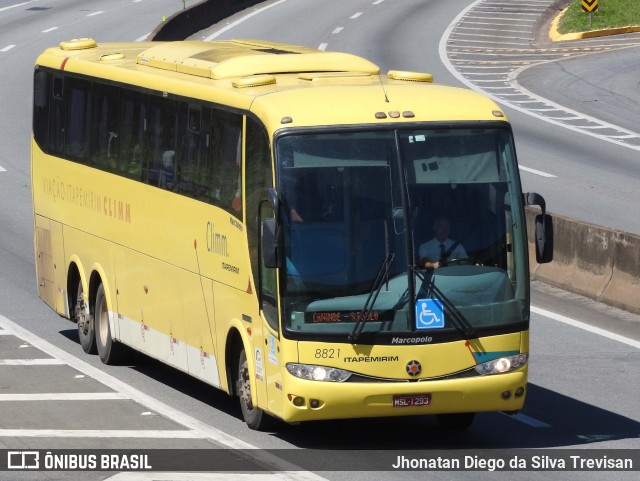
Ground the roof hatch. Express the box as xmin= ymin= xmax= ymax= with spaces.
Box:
xmin=136 ymin=39 xmax=380 ymax=80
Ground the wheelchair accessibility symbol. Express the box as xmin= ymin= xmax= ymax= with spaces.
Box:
xmin=415 ymin=299 xmax=444 ymax=329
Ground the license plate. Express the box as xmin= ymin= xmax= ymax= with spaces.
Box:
xmin=393 ymin=393 xmax=432 ymax=408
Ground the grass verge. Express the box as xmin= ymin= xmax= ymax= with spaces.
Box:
xmin=558 ymin=0 xmax=640 ymax=33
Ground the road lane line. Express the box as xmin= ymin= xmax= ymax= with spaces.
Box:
xmin=501 ymin=412 xmax=552 ymax=428
xmin=1 ymin=45 xmax=16 ymax=52
xmin=41 ymin=27 xmax=58 ymax=33
xmin=107 ymin=475 xmax=293 ymax=480
xmin=531 ymin=306 xmax=640 ymax=349
xmin=86 ymin=11 xmax=105 ymax=17
xmin=0 ymin=358 xmax=65 ymax=365
xmin=0 ymin=313 xmax=327 ymax=481
xmin=0 ymin=393 xmax=129 ymax=401
xmin=0 ymin=429 xmax=205 ymax=438
xmin=204 ymin=0 xmax=289 ymax=41
xmin=318 ymin=43 xmax=328 ymax=51
xmin=350 ymin=12 xmax=363 ymax=19
xmin=518 ymin=165 xmax=555 ymax=178
xmin=0 ymin=1 xmax=37 ymax=14
xmin=332 ymin=27 xmax=343 ymax=34
xmin=441 ymin=0 xmax=640 ymax=153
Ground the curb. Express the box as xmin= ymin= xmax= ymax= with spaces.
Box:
xmin=549 ymin=5 xmax=640 ymax=42
xmin=151 ymin=0 xmax=263 ymax=41
xmin=526 ymin=209 xmax=640 ymax=315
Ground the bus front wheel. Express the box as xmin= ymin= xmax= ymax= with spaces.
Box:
xmin=236 ymin=348 xmax=273 ymax=431
xmin=95 ymin=284 xmax=124 ymax=365
xmin=75 ymin=280 xmax=96 ymax=354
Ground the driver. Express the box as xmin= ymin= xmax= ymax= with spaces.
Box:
xmin=419 ymin=216 xmax=468 ymax=269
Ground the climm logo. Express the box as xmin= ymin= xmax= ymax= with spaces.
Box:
xmin=103 ymin=196 xmax=131 ymax=224
xmin=206 ymin=222 xmax=229 ymax=257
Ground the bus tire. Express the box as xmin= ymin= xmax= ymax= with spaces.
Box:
xmin=75 ymin=280 xmax=96 ymax=354
xmin=236 ymin=348 xmax=273 ymax=431
xmin=95 ymin=283 xmax=124 ymax=365
xmin=435 ymin=412 xmax=475 ymax=430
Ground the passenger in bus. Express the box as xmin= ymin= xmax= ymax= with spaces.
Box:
xmin=419 ymin=216 xmax=468 ymax=269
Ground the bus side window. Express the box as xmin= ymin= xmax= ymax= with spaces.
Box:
xmin=118 ymin=89 xmax=147 ymax=181
xmin=48 ymin=75 xmax=65 ymax=156
xmin=245 ymin=117 xmax=276 ymax=331
xmin=177 ymin=104 xmax=211 ymax=201
xmin=92 ymin=83 xmax=120 ymax=171
xmin=64 ymin=77 xmax=92 ymax=164
xmin=33 ymin=70 xmax=50 ymax=151
xmin=147 ymin=96 xmax=178 ymax=190
xmin=209 ymin=109 xmax=243 ymax=218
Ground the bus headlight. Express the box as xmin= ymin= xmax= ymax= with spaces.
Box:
xmin=474 ymin=353 xmax=528 ymax=375
xmin=286 ymin=363 xmax=352 ymax=382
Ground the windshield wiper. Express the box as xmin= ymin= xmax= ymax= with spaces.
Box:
xmin=349 ymin=253 xmax=395 ymax=342
xmin=414 ymin=268 xmax=477 ymax=338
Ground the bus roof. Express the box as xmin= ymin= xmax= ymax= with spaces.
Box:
xmin=37 ymin=38 xmax=508 ymax=133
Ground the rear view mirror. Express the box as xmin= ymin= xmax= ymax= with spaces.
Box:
xmin=535 ymin=214 xmax=553 ymax=264
xmin=261 ymin=218 xmax=280 ymax=268
xmin=525 ymin=192 xmax=553 ymax=264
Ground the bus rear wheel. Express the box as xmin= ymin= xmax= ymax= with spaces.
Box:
xmin=435 ymin=412 xmax=475 ymax=430
xmin=236 ymin=348 xmax=273 ymax=431
xmin=95 ymin=284 xmax=124 ymax=364
xmin=75 ymin=280 xmax=96 ymax=354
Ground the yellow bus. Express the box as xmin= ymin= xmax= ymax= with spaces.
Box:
xmin=32 ymin=38 xmax=553 ymax=430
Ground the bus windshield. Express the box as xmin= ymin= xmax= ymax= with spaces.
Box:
xmin=275 ymin=126 xmax=528 ymax=342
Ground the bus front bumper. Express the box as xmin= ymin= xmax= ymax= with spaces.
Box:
xmin=279 ymin=370 xmax=527 ymax=423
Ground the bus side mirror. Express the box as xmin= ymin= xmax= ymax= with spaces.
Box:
xmin=261 ymin=218 xmax=280 ymax=268
xmin=261 ymin=188 xmax=283 ymax=268
xmin=535 ymin=213 xmax=553 ymax=264
xmin=524 ymin=192 xmax=553 ymax=264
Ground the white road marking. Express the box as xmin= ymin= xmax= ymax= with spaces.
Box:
xmin=318 ymin=43 xmax=328 ymax=51
xmin=107 ymin=474 xmax=297 ymax=480
xmin=0 ymin=358 xmax=65 ymax=365
xmin=1 ymin=45 xmax=16 ymax=52
xmin=350 ymin=12 xmax=363 ymax=19
xmin=0 ymin=313 xmax=327 ymax=481
xmin=0 ymin=393 xmax=129 ymax=401
xmin=0 ymin=329 xmax=10 ymax=335
xmin=501 ymin=412 xmax=552 ymax=428
xmin=332 ymin=27 xmax=343 ymax=34
xmin=0 ymin=429 xmax=205 ymax=438
xmin=531 ymin=306 xmax=640 ymax=349
xmin=0 ymin=165 xmax=6 ymax=172
xmin=135 ymin=32 xmax=151 ymax=42
xmin=86 ymin=11 xmax=105 ymax=17
xmin=204 ymin=0 xmax=289 ymax=41
xmin=0 ymin=1 xmax=37 ymax=14
xmin=518 ymin=165 xmax=556 ymax=178
xmin=41 ymin=27 xmax=58 ymax=33
xmin=373 ymin=0 xmax=385 ymax=5
xmin=440 ymin=0 xmax=640 ymax=153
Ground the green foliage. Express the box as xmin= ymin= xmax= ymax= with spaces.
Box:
xmin=558 ymin=0 xmax=640 ymax=33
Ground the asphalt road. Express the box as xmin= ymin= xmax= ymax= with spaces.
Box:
xmin=0 ymin=1 xmax=638 ymax=480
